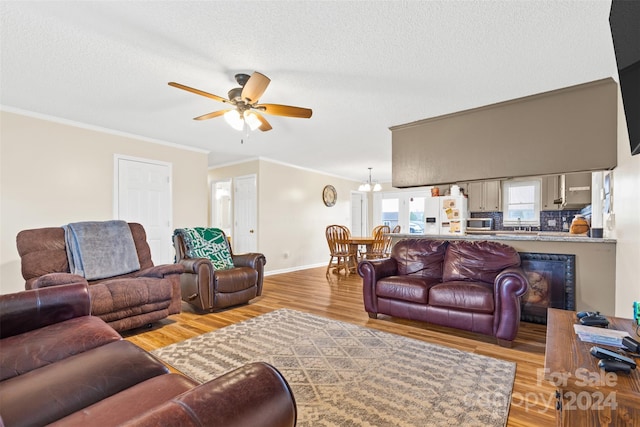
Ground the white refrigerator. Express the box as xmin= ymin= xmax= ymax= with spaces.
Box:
xmin=424 ymin=196 xmax=468 ymax=235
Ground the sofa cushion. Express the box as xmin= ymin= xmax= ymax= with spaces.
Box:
xmin=49 ymin=374 xmax=197 ymax=427
xmin=428 ymin=281 xmax=495 ymax=313
xmin=376 ymin=276 xmax=440 ymax=304
xmin=0 ymin=316 xmax=121 ymax=381
xmin=392 ymin=239 xmax=449 ymax=278
xmin=442 ymin=240 xmax=520 ymax=284
xmin=88 ymin=278 xmax=173 ymax=317
xmin=0 ymin=340 xmax=168 ymax=427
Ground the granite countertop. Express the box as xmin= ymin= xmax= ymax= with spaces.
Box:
xmin=391 ymin=231 xmax=616 ymax=244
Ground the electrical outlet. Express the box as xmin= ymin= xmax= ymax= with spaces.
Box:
xmin=547 ymin=219 xmax=556 ymax=227
xmin=634 ymin=301 xmax=640 ymax=325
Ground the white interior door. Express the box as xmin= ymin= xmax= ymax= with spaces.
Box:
xmin=115 ymin=155 xmax=173 ymax=264
xmin=233 ymin=174 xmax=257 ymax=253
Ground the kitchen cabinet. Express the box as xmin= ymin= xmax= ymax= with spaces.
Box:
xmin=541 ymin=175 xmax=562 ymax=210
xmin=560 ymin=172 xmax=591 ymax=209
xmin=466 ymin=180 xmax=501 ymax=212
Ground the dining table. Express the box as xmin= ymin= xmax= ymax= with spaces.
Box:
xmin=345 ymin=236 xmax=378 ymax=271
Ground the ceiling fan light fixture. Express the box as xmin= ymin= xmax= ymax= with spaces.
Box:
xmin=243 ymin=111 xmax=261 ymax=131
xmin=224 ymin=110 xmax=244 ymax=131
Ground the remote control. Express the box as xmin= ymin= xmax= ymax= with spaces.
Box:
xmin=598 ymin=359 xmax=632 ymax=373
xmin=590 ymin=346 xmax=637 ymax=368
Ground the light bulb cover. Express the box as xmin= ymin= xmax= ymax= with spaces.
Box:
xmin=224 ymin=110 xmax=244 ymax=131
xmin=243 ymin=111 xmax=261 ymax=131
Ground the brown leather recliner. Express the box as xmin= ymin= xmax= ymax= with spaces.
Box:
xmin=0 ymin=283 xmax=297 ymax=427
xmin=173 ymin=230 xmax=266 ymax=312
xmin=358 ymin=239 xmax=529 ymax=347
xmin=16 ymin=223 xmax=184 ymax=332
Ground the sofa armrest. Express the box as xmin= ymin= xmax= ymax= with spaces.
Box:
xmin=0 ymin=283 xmax=91 ymax=339
xmin=357 ymin=258 xmax=398 ymax=281
xmin=495 ymin=267 xmax=529 ymax=298
xmin=358 ymin=258 xmax=398 ymax=316
xmin=177 ymin=257 xmax=211 ymax=275
xmin=232 ymin=253 xmax=266 ymax=296
xmin=136 ymin=264 xmax=185 ymax=279
xmin=232 ymin=252 xmax=266 ymax=270
xmin=120 ymin=362 xmax=297 ymax=427
xmin=493 ymin=266 xmax=529 ymax=342
xmin=30 ymin=272 xmax=88 ymax=289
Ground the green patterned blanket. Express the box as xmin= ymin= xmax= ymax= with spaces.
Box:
xmin=175 ymin=228 xmax=234 ymax=270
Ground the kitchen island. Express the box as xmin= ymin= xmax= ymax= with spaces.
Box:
xmin=390 ymin=232 xmax=616 ymax=315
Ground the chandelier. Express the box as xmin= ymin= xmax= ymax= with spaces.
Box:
xmin=358 ymin=167 xmax=382 ymax=192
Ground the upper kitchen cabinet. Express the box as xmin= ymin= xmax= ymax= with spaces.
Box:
xmin=466 ymin=180 xmax=501 ymax=212
xmin=542 ymin=175 xmax=562 ymax=210
xmin=560 ymin=172 xmax=592 ymax=209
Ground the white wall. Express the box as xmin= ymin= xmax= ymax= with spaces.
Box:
xmin=209 ymin=159 xmax=360 ymax=273
xmin=0 ymin=110 xmax=209 ymax=294
xmin=612 ymin=94 xmax=640 ymax=318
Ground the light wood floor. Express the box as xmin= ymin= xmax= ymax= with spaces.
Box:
xmin=124 ymin=266 xmax=557 ymax=426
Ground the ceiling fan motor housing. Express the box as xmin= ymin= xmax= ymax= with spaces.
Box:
xmin=234 ymin=73 xmax=251 ymax=87
xmin=227 ymin=87 xmax=243 ymax=103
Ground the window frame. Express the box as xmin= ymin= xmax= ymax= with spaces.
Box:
xmin=502 ymin=179 xmax=541 ymax=227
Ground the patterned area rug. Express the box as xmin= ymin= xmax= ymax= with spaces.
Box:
xmin=152 ymin=309 xmax=515 ymax=427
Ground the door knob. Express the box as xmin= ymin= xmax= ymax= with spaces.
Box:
xmin=249 ymin=229 xmax=254 ymax=233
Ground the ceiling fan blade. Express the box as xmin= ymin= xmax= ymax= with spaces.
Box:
xmin=241 ymin=72 xmax=271 ymax=104
xmin=193 ymin=110 xmax=230 ymax=120
xmin=168 ymin=82 xmax=229 ymax=104
xmin=253 ymin=112 xmax=273 ymax=132
xmin=256 ymin=103 xmax=313 ymax=118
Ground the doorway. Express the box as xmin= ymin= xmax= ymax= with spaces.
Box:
xmin=114 ymin=155 xmax=173 ymax=264
xmin=233 ymin=174 xmax=258 ymax=253
xmin=351 ymin=191 xmax=368 ymax=236
xmin=211 ymin=179 xmax=232 ymax=236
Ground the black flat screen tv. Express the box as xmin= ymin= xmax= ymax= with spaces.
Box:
xmin=609 ymin=0 xmax=640 ymax=156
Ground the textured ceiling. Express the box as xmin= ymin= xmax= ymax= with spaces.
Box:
xmin=0 ymin=1 xmax=617 ymax=183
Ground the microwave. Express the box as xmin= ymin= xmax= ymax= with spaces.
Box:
xmin=466 ymin=217 xmax=493 ymax=231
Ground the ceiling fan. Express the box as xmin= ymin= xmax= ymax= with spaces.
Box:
xmin=169 ymin=71 xmax=312 ymax=132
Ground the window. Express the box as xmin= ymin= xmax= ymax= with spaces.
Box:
xmin=374 ymin=190 xmax=429 ymax=234
xmin=502 ymin=179 xmax=541 ymax=227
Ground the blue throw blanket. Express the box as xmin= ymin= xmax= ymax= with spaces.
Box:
xmin=63 ymin=220 xmax=141 ymax=280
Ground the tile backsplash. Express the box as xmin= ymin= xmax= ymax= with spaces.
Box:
xmin=470 ymin=210 xmax=582 ymax=232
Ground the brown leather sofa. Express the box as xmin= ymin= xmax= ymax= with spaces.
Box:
xmin=358 ymin=239 xmax=529 ymax=347
xmin=16 ymin=223 xmax=184 ymax=331
xmin=173 ymin=229 xmax=266 ymax=312
xmin=0 ymin=283 xmax=297 ymax=427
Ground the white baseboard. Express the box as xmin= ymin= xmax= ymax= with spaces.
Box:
xmin=264 ymin=262 xmax=326 ymax=276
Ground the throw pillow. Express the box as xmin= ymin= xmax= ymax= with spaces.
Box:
xmin=176 ymin=228 xmax=235 ymax=270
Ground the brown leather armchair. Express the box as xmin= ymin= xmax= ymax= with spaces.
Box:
xmin=16 ymin=223 xmax=184 ymax=332
xmin=173 ymin=229 xmax=266 ymax=312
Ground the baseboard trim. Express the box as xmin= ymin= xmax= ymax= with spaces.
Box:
xmin=264 ymin=262 xmax=326 ymax=276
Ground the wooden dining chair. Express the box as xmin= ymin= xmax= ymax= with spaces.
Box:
xmin=325 ymin=225 xmax=357 ymax=278
xmin=362 ymin=225 xmax=391 ymax=260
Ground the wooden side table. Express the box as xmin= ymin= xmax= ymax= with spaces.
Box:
xmin=544 ymin=308 xmax=640 ymax=426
